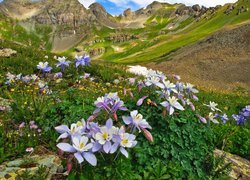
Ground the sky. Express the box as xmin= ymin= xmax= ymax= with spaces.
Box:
xmin=80 ymin=0 xmax=238 ymax=15
xmin=0 ymin=0 xmax=238 ymax=15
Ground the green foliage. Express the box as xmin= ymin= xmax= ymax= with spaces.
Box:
xmin=204 ymin=154 xmax=231 ymax=179
xmin=131 ymin=107 xmax=216 ymax=179
xmin=0 ymin=40 xmax=56 ymax=76
xmin=213 ymin=124 xmax=250 ymax=160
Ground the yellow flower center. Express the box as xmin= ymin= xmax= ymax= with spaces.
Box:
xmin=102 ymin=132 xmax=108 ymax=140
xmin=121 ymin=139 xmax=128 ymax=146
xmin=79 ymin=142 xmax=85 ymax=149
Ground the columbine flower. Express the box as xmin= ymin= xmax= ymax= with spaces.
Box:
xmin=56 ymin=56 xmax=71 ymax=72
xmin=208 ymin=112 xmax=219 ymax=124
xmin=16 ymin=73 xmax=22 ymax=80
xmin=37 ymin=62 xmax=52 ymax=74
xmin=31 ymin=74 xmax=39 ymax=81
xmin=94 ymin=119 xmax=114 ymax=153
xmin=5 ymin=72 xmax=16 ymax=84
xmin=119 ymin=132 xmax=137 ymax=157
xmin=197 ymin=115 xmax=207 ymax=124
xmin=54 ymin=72 xmax=63 ymax=79
xmin=204 ymin=101 xmax=221 ymax=112
xmin=75 ymin=55 xmax=91 ymax=68
xmin=57 ymin=135 xmax=97 ymax=166
xmin=94 ymin=93 xmax=127 ymax=119
xmin=22 ymin=75 xmax=31 ymax=83
xmin=128 ymin=78 xmax=136 ymax=85
xmin=110 ymin=127 xmax=137 ymax=157
xmin=160 ymin=96 xmax=184 ymax=115
xmin=162 ymin=80 xmax=178 ymax=95
xmin=122 ymin=110 xmax=151 ymax=132
xmin=19 ymin=122 xmax=25 ymax=129
xmin=184 ymin=83 xmax=199 ymax=93
xmin=55 ymin=123 xmax=83 ymax=141
xmin=221 ymin=114 xmax=229 ymax=124
xmin=136 ymin=96 xmax=148 ymax=106
xmin=145 ymin=76 xmax=164 ymax=88
xmin=241 ymin=105 xmax=250 ymax=117
xmin=232 ymin=114 xmax=246 ymax=126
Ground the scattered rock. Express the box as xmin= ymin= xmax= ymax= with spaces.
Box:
xmin=107 ymin=33 xmax=139 ymax=43
xmin=0 ymin=48 xmax=17 ymax=57
xmin=214 ymin=149 xmax=250 ymax=180
xmin=224 ymin=5 xmax=235 ymax=14
xmin=192 ymin=4 xmax=201 ymax=12
xmin=0 ymin=155 xmax=61 ymax=179
xmin=89 ymin=47 xmax=105 ymax=56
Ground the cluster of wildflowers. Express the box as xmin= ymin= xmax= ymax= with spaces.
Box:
xmin=232 ymin=105 xmax=250 ymax=125
xmin=55 ymin=93 xmax=152 ymax=167
xmin=4 ymin=55 xmax=92 ymax=95
xmin=128 ymin=66 xmax=199 ymax=117
xmin=18 ymin=121 xmax=42 ymax=137
xmin=5 ymin=72 xmax=40 ymax=85
xmin=0 ymin=97 xmax=12 ymax=111
xmin=4 ymin=72 xmax=53 ymax=95
xmin=94 ymin=92 xmax=127 ymax=120
xmin=127 ymin=66 xmax=249 ymax=126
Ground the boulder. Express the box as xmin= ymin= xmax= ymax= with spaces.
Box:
xmin=214 ymin=149 xmax=250 ymax=179
xmin=0 ymin=48 xmax=17 ymax=57
xmin=192 ymin=4 xmax=201 ymax=12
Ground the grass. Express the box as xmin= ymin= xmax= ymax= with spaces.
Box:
xmin=99 ymin=1 xmax=250 ymax=63
xmin=0 ymin=14 xmax=52 ymax=50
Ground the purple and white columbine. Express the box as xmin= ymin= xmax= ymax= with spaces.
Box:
xmin=122 ymin=110 xmax=151 ymax=132
xmin=37 ymin=62 xmax=52 ymax=74
xmin=75 ymin=55 xmax=91 ymax=68
xmin=160 ymin=96 xmax=184 ymax=115
xmin=56 ymin=56 xmax=71 ymax=72
xmin=57 ymin=135 xmax=97 ymax=166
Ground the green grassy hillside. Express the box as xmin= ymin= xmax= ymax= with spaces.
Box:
xmin=98 ymin=0 xmax=250 ymax=64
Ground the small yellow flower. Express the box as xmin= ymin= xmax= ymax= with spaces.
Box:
xmin=10 ymin=88 xmax=15 ymax=92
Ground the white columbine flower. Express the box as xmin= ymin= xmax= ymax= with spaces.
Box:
xmin=160 ymin=96 xmax=185 ymax=115
xmin=204 ymin=101 xmax=221 ymax=112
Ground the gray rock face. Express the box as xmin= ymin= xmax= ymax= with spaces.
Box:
xmin=123 ymin=8 xmax=133 ymax=18
xmin=146 ymin=1 xmax=163 ymax=11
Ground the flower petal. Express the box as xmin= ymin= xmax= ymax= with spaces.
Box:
xmin=83 ymin=152 xmax=97 ymax=166
xmin=120 ymin=147 xmax=128 ymax=158
xmin=110 ymin=143 xmax=119 ymax=154
xmin=103 ymin=141 xmax=112 ymax=153
xmin=56 ymin=132 xmax=69 ymax=142
xmin=74 ymin=152 xmax=84 ymax=164
xmin=106 ymin=119 xmax=113 ymax=129
xmin=122 ymin=116 xmax=132 ymax=125
xmin=57 ymin=143 xmax=76 ymax=153
xmin=55 ymin=125 xmax=69 ymax=134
